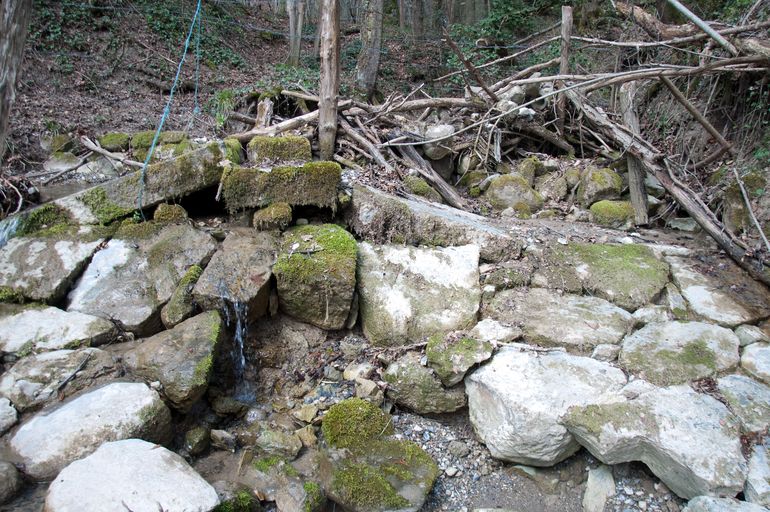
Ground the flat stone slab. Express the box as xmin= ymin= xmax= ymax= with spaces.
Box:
xmin=619 ymin=321 xmax=740 ymax=386
xmin=44 ymin=439 xmax=219 ymax=512
xmin=0 ymin=348 xmax=118 ymax=412
xmin=563 ymin=385 xmax=747 ymax=499
xmin=0 ymin=237 xmax=102 ymax=303
xmin=667 ymin=256 xmax=770 ymax=327
xmin=682 ymin=497 xmax=768 ymax=512
xmin=483 ymin=288 xmax=634 ymax=352
xmin=68 ymin=223 xmax=217 ymax=335
xmin=742 ymin=343 xmax=770 ymax=386
xmin=124 ymin=311 xmax=224 ymax=411
xmin=717 ymin=374 xmax=770 ymax=433
xmin=10 ymin=382 xmax=171 ymax=480
xmin=193 ymin=229 xmax=275 ymax=322
xmin=0 ymin=304 xmax=116 ymax=355
xmin=347 ymin=184 xmax=521 ymax=262
xmin=465 ymin=345 xmax=627 ymax=466
xmin=746 ymin=442 xmax=770 ymax=508
xmin=357 ymin=242 xmax=480 ymax=346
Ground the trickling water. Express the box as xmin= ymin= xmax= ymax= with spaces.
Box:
xmin=223 ymin=299 xmax=255 ymax=402
xmin=0 ymin=215 xmax=20 ymax=249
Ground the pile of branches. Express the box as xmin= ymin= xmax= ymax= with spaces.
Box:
xmin=225 ymin=0 xmax=770 ymax=285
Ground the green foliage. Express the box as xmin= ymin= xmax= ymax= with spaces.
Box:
xmin=209 ymin=89 xmax=238 ymax=128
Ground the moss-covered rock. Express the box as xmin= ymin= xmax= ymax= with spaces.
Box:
xmin=517 ymin=156 xmax=545 ymax=183
xmin=224 ymin=137 xmax=244 ymax=164
xmin=403 ymin=175 xmax=442 ymax=203
xmin=247 ymin=135 xmax=311 ymax=165
xmin=98 ymin=132 xmax=130 ymax=152
xmin=321 ymin=398 xmax=392 ymax=448
xmin=78 ymin=187 xmax=135 ymax=225
xmin=273 ymin=224 xmax=357 ymax=330
xmin=222 ymin=161 xmax=341 ymax=213
xmin=722 ymin=171 xmax=766 ymax=234
xmin=589 ymin=200 xmax=634 ymax=228
xmin=577 ymin=167 xmax=622 ymax=206
xmin=535 ymin=174 xmax=568 ymax=201
xmin=153 ymin=203 xmax=188 ymax=223
xmin=184 ymin=425 xmax=210 ymax=455
xmin=383 ymin=352 xmax=467 ymax=413
xmin=457 ymin=170 xmax=488 ymax=188
xmin=131 ymin=131 xmax=189 ymax=162
xmin=160 ymin=264 xmax=202 ymax=328
xmin=485 ymin=174 xmax=544 ymax=212
xmin=15 ymin=204 xmax=72 ymax=238
xmin=565 ymin=167 xmax=583 ymax=188
xmin=253 ymin=202 xmax=292 ymax=231
xmin=426 ymin=333 xmax=493 ymax=386
xmin=49 ymin=134 xmax=75 ymax=153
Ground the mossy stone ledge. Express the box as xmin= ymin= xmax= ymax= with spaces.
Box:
xmin=589 ymin=200 xmax=634 ymax=229
xmin=273 ymin=224 xmax=356 ymax=330
xmin=98 ymin=132 xmax=130 ymax=152
xmin=247 ymin=135 xmax=311 ymax=165
xmin=222 ymin=161 xmax=341 ymax=213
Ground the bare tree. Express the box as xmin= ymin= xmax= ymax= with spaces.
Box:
xmin=355 ymin=0 xmax=383 ymax=100
xmin=318 ymin=0 xmax=340 ymax=159
xmin=287 ymin=0 xmax=306 ymax=66
xmin=0 ymin=0 xmax=32 ymax=160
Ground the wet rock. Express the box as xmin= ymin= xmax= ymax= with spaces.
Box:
xmin=320 ymin=398 xmax=439 ymax=512
xmin=0 ymin=304 xmax=116 ymax=355
xmin=211 ymin=429 xmax=237 ymax=452
xmin=44 ymin=439 xmax=219 ymax=512
xmin=426 ymin=333 xmax=493 ymax=386
xmin=255 ymin=425 xmax=303 ymax=459
xmin=253 ymin=202 xmax=292 ymax=231
xmin=193 ymin=230 xmax=276 ymax=323
xmin=735 ymin=325 xmax=769 ymax=347
xmin=423 ymin=124 xmax=455 ymax=160
xmin=682 ymin=497 xmax=768 ymax=511
xmin=347 ymin=184 xmax=521 ymax=263
xmin=161 ymin=264 xmax=202 ymax=328
xmin=0 ymin=399 xmax=16 ymax=435
xmin=358 ymin=243 xmax=480 ymax=346
xmin=0 ymin=348 xmax=117 ymax=412
xmin=185 ymin=426 xmax=211 ymax=456
xmin=667 ymin=256 xmax=770 ymax=327
xmin=746 ymin=442 xmax=770 ymax=507
xmin=742 ymin=343 xmax=770 ymax=385
xmin=0 ymin=462 xmax=21 ymax=505
xmin=619 ymin=321 xmax=740 ymax=386
xmin=563 ymin=385 xmax=746 ymax=499
xmin=274 ymin=224 xmax=357 ymax=330
xmin=68 ymin=223 xmax=216 ymax=335
xmin=10 ymin=382 xmax=171 ymax=480
xmin=124 ymin=311 xmax=225 ymax=411
xmin=465 ymin=346 xmax=626 ymax=466
xmin=0 ymin=236 xmax=103 ymax=303
xmin=717 ymin=374 xmax=770 ymax=433
xmin=485 ymin=174 xmax=544 ymax=214
xmin=583 ymin=465 xmax=616 ymax=512
xmin=384 ymin=352 xmax=466 ymax=413
xmin=483 ymin=288 xmax=633 ymax=352
xmin=577 ymin=167 xmax=622 ymax=206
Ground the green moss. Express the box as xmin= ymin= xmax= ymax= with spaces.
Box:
xmin=222 ymin=162 xmax=341 ymax=213
xmin=224 ymin=138 xmax=243 ymax=164
xmin=458 ymin=170 xmax=488 ymax=188
xmin=578 ymin=167 xmax=622 ymax=205
xmin=589 ymin=200 xmax=634 ymax=227
xmin=331 ymin=463 xmax=410 ymax=510
xmin=207 ymin=142 xmax=224 ymax=161
xmin=172 ymin=139 xmax=194 ymax=157
xmin=114 ymin=219 xmax=163 ymax=239
xmin=98 ymin=132 xmax=130 ymax=152
xmin=513 ymin=202 xmax=532 ymax=219
xmin=212 ymin=490 xmax=258 ymax=512
xmin=0 ymin=287 xmax=23 ymax=304
xmin=485 ymin=174 xmax=543 ymax=211
xmin=303 ymin=482 xmax=324 ymax=512
xmin=253 ymin=202 xmax=292 ymax=231
xmin=79 ymin=187 xmax=134 ymax=225
xmin=181 ymin=265 xmax=203 ymax=287
xmin=517 ymin=156 xmax=544 ymax=181
xmin=622 ymin=338 xmax=718 ymax=386
xmin=247 ymin=135 xmax=311 ymax=163
xmin=566 ymin=401 xmax=658 ymax=437
xmin=63 ymin=338 xmax=89 ymax=350
xmin=469 ymin=186 xmax=481 ymax=197
xmin=16 ymin=204 xmax=72 ymax=237
xmin=253 ymin=455 xmax=290 ymax=473
xmin=131 ymin=130 xmax=187 ymax=148
xmin=192 ymin=354 xmax=214 ymax=388
xmin=50 ymin=134 xmax=74 ymax=153
xmin=153 ymin=203 xmax=188 ymax=223
xmin=321 ymin=397 xmax=393 ymax=448
xmin=273 ymin=224 xmax=356 ymax=285
xmin=403 ymin=175 xmax=440 ymax=202
xmin=15 ymin=341 xmax=35 ymax=358
xmin=426 ymin=335 xmax=491 ymax=385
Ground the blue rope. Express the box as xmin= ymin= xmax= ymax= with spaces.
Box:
xmin=193 ymin=11 xmax=202 ymax=116
xmin=137 ymin=0 xmax=203 ymax=216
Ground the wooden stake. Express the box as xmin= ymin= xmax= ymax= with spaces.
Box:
xmin=619 ymin=82 xmax=649 ymax=225
xmin=557 ymin=6 xmax=573 ymax=135
xmin=318 ymin=0 xmax=340 ymax=160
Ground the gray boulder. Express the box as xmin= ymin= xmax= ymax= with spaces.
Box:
xmin=0 ymin=304 xmax=116 ymax=355
xmin=43 ymin=439 xmax=219 ymax=512
xmin=426 ymin=333 xmax=493 ymax=386
xmin=68 ymin=223 xmax=217 ymax=335
xmin=717 ymin=374 xmax=770 ymax=433
xmin=485 ymin=174 xmax=544 ymax=213
xmin=583 ymin=465 xmax=616 ymax=512
xmin=124 ymin=311 xmax=225 ymax=411
xmin=0 ymin=399 xmax=16 ymax=435
xmin=358 ymin=243 xmax=480 ymax=346
xmin=683 ymin=497 xmax=768 ymax=512
xmin=577 ymin=167 xmax=622 ymax=206
xmin=483 ymin=288 xmax=633 ymax=352
xmin=742 ymin=343 xmax=770 ymax=385
xmin=735 ymin=325 xmax=769 ymax=347
xmin=619 ymin=321 xmax=740 ymax=386
xmin=465 ymin=346 xmax=627 ymax=466
xmin=746 ymin=442 xmax=770 ymax=507
xmin=383 ymin=352 xmax=466 ymax=414
xmin=10 ymin=382 xmax=172 ymax=480
xmin=0 ymin=348 xmax=118 ymax=412
xmin=563 ymin=385 xmax=747 ymax=499
xmin=423 ymin=124 xmax=455 ymax=160
xmin=0 ymin=461 xmax=21 ymax=505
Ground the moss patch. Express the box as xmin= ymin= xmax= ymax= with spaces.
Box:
xmin=114 ymin=219 xmax=164 ymax=239
xmin=253 ymin=455 xmax=284 ymax=473
xmin=0 ymin=286 xmax=24 ymax=304
xmin=589 ymin=200 xmax=634 ymax=228
xmin=16 ymin=204 xmax=72 ymax=237
xmin=426 ymin=334 xmax=493 ymax=386
xmin=622 ymin=338 xmax=718 ymax=386
xmin=303 ymin=481 xmax=324 ymax=512
xmin=517 ymin=156 xmax=545 ymax=181
xmin=224 ymin=137 xmax=244 ymax=164
xmin=253 ymin=202 xmax=292 ymax=231
xmin=223 ymin=161 xmax=341 ymax=213
xmin=331 ymin=463 xmax=410 ymax=510
xmin=404 ymin=175 xmax=441 ymax=202
xmin=98 ymin=132 xmax=130 ymax=152
xmin=153 ymin=203 xmax=188 ymax=223
xmin=212 ymin=490 xmax=259 ymax=512
xmin=79 ymin=187 xmax=135 ymax=225
xmin=247 ymin=135 xmax=311 ymax=163
xmin=321 ymin=398 xmax=393 ymax=448
xmin=273 ymin=224 xmax=356 ymax=285
xmin=566 ymin=401 xmax=659 ymax=437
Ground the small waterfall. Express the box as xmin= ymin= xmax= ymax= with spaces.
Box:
xmin=222 ymin=299 xmax=255 ymax=403
xmin=0 ymin=216 xmax=20 ymax=250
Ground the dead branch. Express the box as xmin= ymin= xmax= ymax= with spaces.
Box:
xmin=443 ymin=29 xmax=498 ymax=103
xmin=615 ymin=1 xmax=699 ymax=40
xmin=338 ymin=118 xmax=396 ymax=175
xmin=81 ymin=137 xmax=143 ymax=168
xmin=42 ymin=151 xmax=93 ymax=185
xmin=664 ymin=0 xmax=739 ymax=55
xmin=732 ymin=168 xmax=770 ymax=253
xmin=232 ymin=100 xmax=353 ymax=143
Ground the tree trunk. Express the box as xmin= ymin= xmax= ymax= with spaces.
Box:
xmin=619 ymin=82 xmax=649 ymax=225
xmin=398 ymin=0 xmax=406 ymax=30
xmin=355 ymin=0 xmax=384 ymax=101
xmin=287 ymin=0 xmax=306 ymax=66
xmin=0 ymin=0 xmax=32 ymax=161
xmin=410 ymin=0 xmax=423 ymax=40
xmin=319 ymin=0 xmax=340 ymax=160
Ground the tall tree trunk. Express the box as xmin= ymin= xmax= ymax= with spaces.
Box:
xmin=287 ymin=0 xmax=306 ymax=66
xmin=318 ymin=0 xmax=340 ymax=160
xmin=398 ymin=0 xmax=406 ymax=30
xmin=355 ymin=0 xmax=383 ymax=100
xmin=0 ymin=0 xmax=32 ymax=161
xmin=410 ymin=0 xmax=423 ymax=40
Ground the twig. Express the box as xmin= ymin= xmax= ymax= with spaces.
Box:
xmin=732 ymin=168 xmax=770 ymax=252
xmin=443 ymin=29 xmax=499 ymax=103
xmin=339 ymin=118 xmax=396 ymax=175
xmin=57 ymin=352 xmax=92 ymax=396
xmin=81 ymin=137 xmax=143 ymax=168
xmin=42 ymin=151 xmax=93 ymax=185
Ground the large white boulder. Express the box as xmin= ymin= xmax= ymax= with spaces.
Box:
xmin=43 ymin=439 xmax=219 ymax=512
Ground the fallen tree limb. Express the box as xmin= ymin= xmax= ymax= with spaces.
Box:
xmin=665 ymin=0 xmax=739 ymax=55
xmin=42 ymin=151 xmax=93 ymax=185
xmin=616 ymin=1 xmax=698 ymax=40
xmin=232 ymin=99 xmax=353 ymax=142
xmin=444 ymin=29 xmax=499 ymax=103
xmin=566 ymin=89 xmax=770 ymax=286
xmin=338 ymin=117 xmax=397 ymax=175
xmin=81 ymin=137 xmax=143 ymax=168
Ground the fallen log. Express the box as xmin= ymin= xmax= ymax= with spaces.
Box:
xmin=232 ymin=100 xmax=353 ymax=143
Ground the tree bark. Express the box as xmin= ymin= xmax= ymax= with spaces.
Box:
xmin=355 ymin=0 xmax=383 ymax=101
xmin=318 ymin=0 xmax=340 ymax=160
xmin=0 ymin=0 xmax=32 ymax=161
xmin=287 ymin=0 xmax=306 ymax=66
xmin=557 ymin=6 xmax=572 ymax=136
xmin=619 ymin=82 xmax=649 ymax=225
